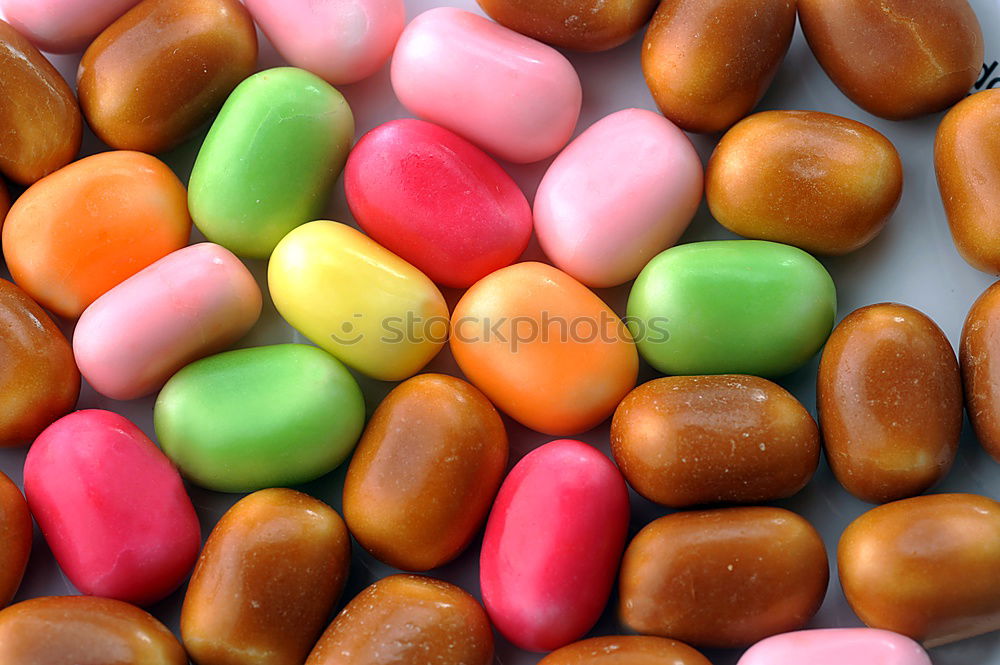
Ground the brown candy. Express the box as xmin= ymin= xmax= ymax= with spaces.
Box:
xmin=707 ymin=110 xmax=903 ymax=255
xmin=476 ymin=0 xmax=658 ymax=51
xmin=0 ymin=20 xmax=81 ymax=185
xmin=0 ymin=595 xmax=187 ymax=664
xmin=839 ymin=493 xmax=1000 ymax=647
xmin=77 ymin=0 xmax=257 ymax=153
xmin=611 ymin=375 xmax=819 ymax=508
xmin=0 ymin=278 xmax=80 ymax=447
xmin=961 ymin=281 xmax=1000 ymax=461
xmin=818 ymin=303 xmax=961 ymax=503
xmin=936 ymin=90 xmax=1000 ymax=273
xmin=538 ymin=636 xmax=712 ymax=665
xmin=0 ymin=471 xmax=30 ymax=608
xmin=181 ymin=488 xmax=350 ymax=665
xmin=343 ymin=374 xmax=508 ymax=571
xmin=798 ymin=0 xmax=983 ymax=120
xmin=619 ymin=507 xmax=829 ymax=648
xmin=306 ymin=575 xmax=494 ymax=665
xmin=641 ymin=0 xmax=795 ymax=134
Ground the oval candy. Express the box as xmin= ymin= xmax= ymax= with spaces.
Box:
xmin=962 ymin=281 xmax=1000 ymax=461
xmin=0 ymin=0 xmax=142 ymax=53
xmin=539 ymin=636 xmax=712 ymax=665
xmin=737 ymin=628 xmax=931 ymax=665
xmin=0 ymin=471 xmax=31 ymax=608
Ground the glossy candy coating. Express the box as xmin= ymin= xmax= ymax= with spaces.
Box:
xmin=962 ymin=281 xmax=1000 ymax=461
xmin=0 ymin=0 xmax=142 ymax=53
xmin=539 ymin=636 xmax=712 ymax=665
xmin=0 ymin=471 xmax=31 ymax=608
xmin=737 ymin=628 xmax=931 ymax=665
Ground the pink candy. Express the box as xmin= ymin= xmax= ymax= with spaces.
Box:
xmin=0 ymin=0 xmax=141 ymax=53
xmin=738 ymin=629 xmax=932 ymax=665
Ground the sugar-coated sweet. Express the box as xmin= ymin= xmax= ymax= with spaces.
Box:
xmin=539 ymin=636 xmax=712 ymax=665
xmin=962 ymin=281 xmax=1000 ymax=461
xmin=0 ymin=0 xmax=142 ymax=53
xmin=737 ymin=629 xmax=931 ymax=665
xmin=0 ymin=471 xmax=31 ymax=608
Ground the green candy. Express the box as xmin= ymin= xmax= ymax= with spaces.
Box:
xmin=154 ymin=344 xmax=365 ymax=492
xmin=627 ymin=240 xmax=836 ymax=377
xmin=188 ymin=67 xmax=354 ymax=258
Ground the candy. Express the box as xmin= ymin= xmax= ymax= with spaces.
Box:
xmin=838 ymin=493 xmax=1000 ymax=646
xmin=707 ymin=111 xmax=903 ymax=255
xmin=0 ymin=279 xmax=79 ymax=447
xmin=344 ymin=118 xmax=532 ymax=288
xmin=962 ymin=281 xmax=1000 ymax=461
xmin=539 ymin=636 xmax=712 ymax=665
xmin=818 ymin=303 xmax=961 ymax=503
xmin=534 ymin=109 xmax=703 ymax=288
xmin=268 ymin=221 xmax=448 ymax=381
xmin=182 ymin=489 xmax=351 ymax=665
xmin=611 ymin=375 xmax=819 ymax=508
xmin=154 ymin=344 xmax=365 ymax=492
xmin=798 ymin=0 xmax=983 ymax=120
xmin=0 ymin=0 xmax=142 ymax=53
xmin=343 ymin=374 xmax=508 ymax=571
xmin=74 ymin=243 xmax=261 ymax=401
xmin=935 ymin=90 xmax=1000 ymax=273
xmin=481 ymin=439 xmax=630 ymax=652
xmin=0 ymin=471 xmax=31 ymax=608
xmin=188 ymin=68 xmax=354 ymax=258
xmin=0 ymin=20 xmax=81 ymax=185
xmin=24 ymin=410 xmax=200 ymax=606
xmin=77 ymin=0 xmax=257 ymax=154
xmin=627 ymin=240 xmax=836 ymax=377
xmin=2 ymin=151 xmax=191 ymax=318
xmin=451 ymin=262 xmax=637 ymax=435
xmin=305 ymin=575 xmax=493 ymax=665
xmin=391 ymin=8 xmax=582 ymax=164
xmin=244 ymin=0 xmax=404 ymax=85
xmin=737 ymin=629 xmax=931 ymax=665
xmin=642 ymin=0 xmax=795 ymax=133
xmin=619 ymin=507 xmax=829 ymax=648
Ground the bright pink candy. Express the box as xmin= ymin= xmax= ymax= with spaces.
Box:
xmin=345 ymin=118 xmax=532 ymax=288
xmin=480 ymin=439 xmax=630 ymax=652
xmin=738 ymin=629 xmax=932 ymax=665
xmin=0 ymin=0 xmax=142 ymax=53
xmin=24 ymin=410 xmax=201 ymax=606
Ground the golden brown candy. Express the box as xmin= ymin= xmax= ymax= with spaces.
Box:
xmin=839 ymin=493 xmax=1000 ymax=647
xmin=0 ymin=595 xmax=187 ymax=664
xmin=707 ymin=110 xmax=902 ymax=255
xmin=181 ymin=488 xmax=350 ymax=665
xmin=936 ymin=90 xmax=1000 ymax=273
xmin=77 ymin=0 xmax=258 ymax=154
xmin=961 ymin=281 xmax=1000 ymax=461
xmin=0 ymin=471 xmax=30 ymax=608
xmin=798 ymin=0 xmax=983 ymax=120
xmin=611 ymin=375 xmax=819 ymax=508
xmin=538 ymin=636 xmax=712 ymax=665
xmin=306 ymin=575 xmax=494 ymax=665
xmin=343 ymin=374 xmax=508 ymax=571
xmin=619 ymin=507 xmax=829 ymax=648
xmin=0 ymin=20 xmax=81 ymax=185
xmin=641 ymin=0 xmax=795 ymax=134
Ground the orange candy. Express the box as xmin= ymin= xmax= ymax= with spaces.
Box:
xmin=2 ymin=151 xmax=191 ymax=319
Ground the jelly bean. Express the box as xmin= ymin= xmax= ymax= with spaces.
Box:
xmin=642 ymin=0 xmax=795 ymax=133
xmin=539 ymin=636 xmax=712 ymax=665
xmin=534 ymin=109 xmax=703 ymax=288
xmin=0 ymin=471 xmax=31 ymax=608
xmin=0 ymin=279 xmax=79 ymax=447
xmin=611 ymin=375 xmax=819 ymax=508
xmin=619 ymin=507 xmax=829 ymax=648
xmin=344 ymin=374 xmax=508 ymax=571
xmin=306 ymin=575 xmax=493 ymax=665
xmin=0 ymin=0 xmax=141 ymax=53
xmin=962 ymin=281 xmax=1000 ymax=461
xmin=391 ymin=8 xmax=582 ymax=164
xmin=452 ymin=262 xmax=637 ymax=435
xmin=818 ymin=303 xmax=961 ymax=503
xmin=627 ymin=240 xmax=836 ymax=377
xmin=74 ymin=243 xmax=261 ymax=401
xmin=269 ymin=221 xmax=448 ymax=381
xmin=476 ymin=0 xmax=658 ymax=52
xmin=481 ymin=439 xmax=630 ymax=652
xmin=798 ymin=0 xmax=983 ymax=120
xmin=345 ymin=118 xmax=532 ymax=288
xmin=77 ymin=0 xmax=257 ymax=154
xmin=2 ymin=151 xmax=191 ymax=318
xmin=707 ymin=111 xmax=903 ymax=255
xmin=737 ymin=628 xmax=931 ymax=665
xmin=155 ymin=344 xmax=365 ymax=492
xmin=0 ymin=20 xmax=81 ymax=185
xmin=936 ymin=90 xmax=1000 ymax=273
xmin=839 ymin=493 xmax=1000 ymax=646
xmin=244 ymin=0 xmax=404 ymax=85
xmin=182 ymin=489 xmax=351 ymax=665
xmin=24 ymin=410 xmax=200 ymax=606
xmin=189 ymin=68 xmax=354 ymax=258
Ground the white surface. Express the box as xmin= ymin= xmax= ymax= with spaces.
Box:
xmin=1 ymin=1 xmax=999 ymax=663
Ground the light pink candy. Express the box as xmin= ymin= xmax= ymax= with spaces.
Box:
xmin=738 ymin=629 xmax=932 ymax=665
xmin=0 ymin=0 xmax=141 ymax=53
xmin=534 ymin=108 xmax=704 ymax=288
xmin=244 ymin=0 xmax=405 ymax=85
xmin=73 ymin=242 xmax=262 ymax=400
xmin=391 ymin=7 xmax=582 ymax=164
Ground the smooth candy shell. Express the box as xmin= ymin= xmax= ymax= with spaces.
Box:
xmin=737 ymin=629 xmax=931 ymax=665
xmin=0 ymin=0 xmax=142 ymax=53
xmin=962 ymin=281 xmax=1000 ymax=461
xmin=0 ymin=471 xmax=31 ymax=608
xmin=391 ymin=8 xmax=582 ymax=164
xmin=539 ymin=636 xmax=712 ymax=665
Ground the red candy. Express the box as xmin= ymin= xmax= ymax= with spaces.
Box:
xmin=344 ymin=118 xmax=532 ymax=288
